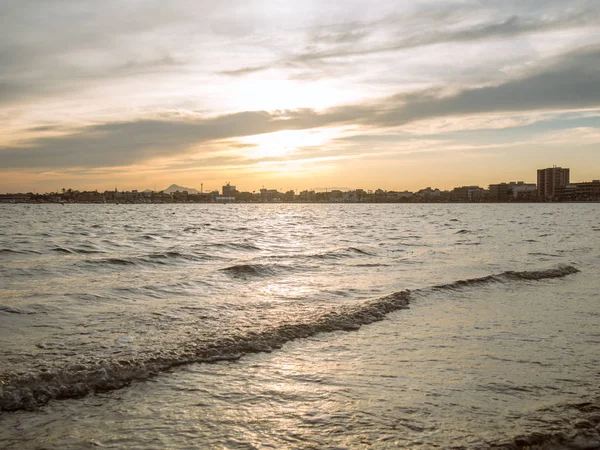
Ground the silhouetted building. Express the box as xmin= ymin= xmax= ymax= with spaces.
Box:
xmin=222 ymin=183 xmax=236 ymax=197
xmin=489 ymin=181 xmax=537 ymax=201
xmin=489 ymin=183 xmax=510 ymax=201
xmin=415 ymin=187 xmax=442 ymax=201
xmin=558 ymin=180 xmax=600 ymax=201
xmin=78 ymin=191 xmax=105 ymax=203
xmin=452 ymin=186 xmax=484 ymax=202
xmin=298 ymin=190 xmax=315 ymax=202
xmin=259 ymin=188 xmax=281 ymax=202
xmin=0 ymin=194 xmax=31 ymax=203
xmin=537 ymin=167 xmax=570 ymax=200
xmin=573 ymin=180 xmax=600 ymax=200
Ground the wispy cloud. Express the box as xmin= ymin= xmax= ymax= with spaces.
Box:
xmin=222 ymin=5 xmax=599 ymax=77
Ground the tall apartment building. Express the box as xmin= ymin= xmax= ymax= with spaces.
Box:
xmin=222 ymin=183 xmax=237 ymax=197
xmin=537 ymin=167 xmax=570 ymax=200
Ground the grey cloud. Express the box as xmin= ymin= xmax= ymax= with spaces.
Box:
xmin=369 ymin=46 xmax=600 ymax=127
xmin=0 ymin=81 xmax=21 ymax=104
xmin=0 ymin=52 xmax=182 ymax=106
xmin=3 ymin=45 xmax=600 ymax=169
xmin=0 ymin=80 xmax=65 ymax=105
xmin=0 ymin=0 xmax=216 ymax=105
xmin=0 ymin=110 xmax=325 ymax=169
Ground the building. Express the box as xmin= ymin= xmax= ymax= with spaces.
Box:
xmin=488 ymin=183 xmax=511 ymax=201
xmin=537 ymin=167 xmax=570 ymax=200
xmin=573 ymin=180 xmax=600 ymax=200
xmin=415 ymin=187 xmax=442 ymax=201
xmin=298 ymin=190 xmax=315 ymax=202
xmin=489 ymin=181 xmax=537 ymax=201
xmin=77 ymin=191 xmax=105 ymax=203
xmin=0 ymin=194 xmax=30 ymax=203
xmin=259 ymin=188 xmax=281 ymax=202
xmin=451 ymin=186 xmax=485 ymax=202
xmin=558 ymin=180 xmax=600 ymax=201
xmin=215 ymin=195 xmax=235 ymax=203
xmin=222 ymin=183 xmax=236 ymax=197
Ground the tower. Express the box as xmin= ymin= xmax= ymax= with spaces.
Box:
xmin=537 ymin=166 xmax=570 ymax=200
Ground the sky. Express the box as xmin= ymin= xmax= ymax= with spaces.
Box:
xmin=1 ymin=0 xmax=600 ymax=193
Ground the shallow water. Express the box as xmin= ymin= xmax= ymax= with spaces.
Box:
xmin=1 ymin=204 xmax=599 ymax=448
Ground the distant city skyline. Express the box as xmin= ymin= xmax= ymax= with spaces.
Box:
xmin=2 ymin=166 xmax=598 ymax=195
xmin=4 ymin=165 xmax=598 ymax=198
xmin=1 ymin=1 xmax=600 ymax=193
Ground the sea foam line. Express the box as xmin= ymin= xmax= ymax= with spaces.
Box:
xmin=0 ymin=264 xmax=579 ymax=412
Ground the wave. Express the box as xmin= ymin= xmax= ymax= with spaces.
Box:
xmin=51 ymin=247 xmax=74 ymax=254
xmin=73 ymin=248 xmax=106 ymax=254
xmin=491 ymin=399 xmax=600 ymax=449
xmin=528 ymin=252 xmax=561 ymax=257
xmin=88 ymin=257 xmax=137 ymax=266
xmin=0 ymin=248 xmax=41 ymax=255
xmin=219 ymin=263 xmax=296 ymax=278
xmin=0 ymin=305 xmax=34 ymax=315
xmin=86 ymin=251 xmax=213 ymax=268
xmin=353 ymin=263 xmax=390 ymax=268
xmin=0 ymin=248 xmax=21 ymax=254
xmin=143 ymin=251 xmax=211 ymax=262
xmin=204 ymin=242 xmax=262 ymax=252
xmin=261 ymin=247 xmax=377 ymax=262
xmin=311 ymin=247 xmax=375 ymax=260
xmin=0 ymin=265 xmax=579 ymax=412
xmin=52 ymin=246 xmax=106 ymax=255
xmin=220 ymin=249 xmax=375 ymax=276
xmin=0 ymin=290 xmax=411 ymax=412
xmin=432 ymin=265 xmax=579 ymax=290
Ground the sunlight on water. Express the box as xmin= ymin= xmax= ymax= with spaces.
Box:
xmin=1 ymin=203 xmax=599 ymax=448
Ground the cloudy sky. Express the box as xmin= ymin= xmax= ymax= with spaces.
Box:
xmin=1 ymin=0 xmax=599 ymax=193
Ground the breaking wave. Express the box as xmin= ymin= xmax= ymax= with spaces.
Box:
xmin=0 ymin=264 xmax=579 ymax=412
xmin=432 ymin=265 xmax=579 ymax=290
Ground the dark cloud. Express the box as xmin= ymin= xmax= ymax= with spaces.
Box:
xmin=369 ymin=46 xmax=600 ymax=127
xmin=0 ymin=110 xmax=324 ymax=168
xmin=2 ymin=45 xmax=600 ymax=169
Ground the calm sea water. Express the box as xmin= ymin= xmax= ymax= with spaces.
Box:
xmin=1 ymin=203 xmax=599 ymax=448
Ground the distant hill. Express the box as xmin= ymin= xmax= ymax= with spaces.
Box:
xmin=162 ymin=184 xmax=199 ymax=194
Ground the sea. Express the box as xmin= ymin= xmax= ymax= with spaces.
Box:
xmin=0 ymin=203 xmax=599 ymax=449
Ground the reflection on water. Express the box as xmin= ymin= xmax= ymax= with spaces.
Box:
xmin=1 ymin=204 xmax=600 ymax=448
